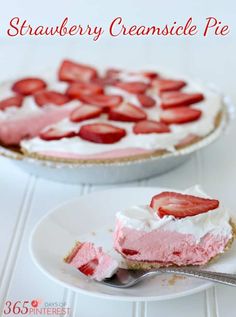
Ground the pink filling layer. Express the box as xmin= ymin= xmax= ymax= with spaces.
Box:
xmin=114 ymin=221 xmax=230 ymax=266
xmin=38 ymin=148 xmax=154 ymax=159
xmin=66 ymin=242 xmax=118 ymax=281
xmin=0 ymin=107 xmax=72 ymax=145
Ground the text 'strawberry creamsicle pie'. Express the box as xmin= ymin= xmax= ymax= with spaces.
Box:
xmin=64 ymin=242 xmax=119 ymax=281
xmin=0 ymin=59 xmax=223 ymax=162
xmin=114 ymin=187 xmax=235 ymax=269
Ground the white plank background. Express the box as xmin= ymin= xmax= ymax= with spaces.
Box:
xmin=0 ymin=0 xmax=236 ymax=314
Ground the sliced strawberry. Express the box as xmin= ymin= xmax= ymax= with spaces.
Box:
xmin=105 ymin=68 xmax=121 ymax=78
xmin=115 ymin=81 xmax=150 ymax=94
xmin=78 ymin=94 xmax=123 ymax=111
xmin=122 ymin=249 xmax=140 ymax=256
xmin=160 ymin=107 xmax=202 ymax=124
xmin=79 ymin=258 xmax=99 ymax=276
xmin=137 ymin=94 xmax=156 ymax=108
xmin=150 ymin=191 xmax=219 ymax=219
xmin=109 ymin=103 xmax=147 ymax=122
xmin=133 ymin=120 xmax=170 ymax=134
xmin=66 ymin=82 xmax=103 ymax=99
xmin=155 ymin=79 xmax=186 ymax=93
xmin=34 ymin=90 xmax=70 ymax=106
xmin=70 ymin=105 xmax=103 ymax=123
xmin=142 ymin=71 xmax=159 ymax=80
xmin=79 ymin=123 xmax=126 ymax=144
xmin=161 ymin=92 xmax=204 ymax=109
xmin=12 ymin=78 xmax=47 ymax=96
xmin=40 ymin=128 xmax=77 ymax=141
xmin=92 ymin=76 xmax=118 ymax=86
xmin=58 ymin=60 xmax=98 ymax=83
xmin=0 ymin=95 xmax=24 ymax=110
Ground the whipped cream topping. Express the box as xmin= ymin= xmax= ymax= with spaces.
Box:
xmin=116 ymin=186 xmax=232 ymax=242
xmin=20 ymin=79 xmax=222 ymax=156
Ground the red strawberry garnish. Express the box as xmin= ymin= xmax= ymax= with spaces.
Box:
xmin=0 ymin=95 xmax=24 ymax=110
xmin=12 ymin=78 xmax=47 ymax=96
xmin=115 ymin=81 xmax=150 ymax=94
xmin=150 ymin=191 xmax=219 ymax=219
xmin=40 ymin=128 xmax=77 ymax=141
xmin=79 ymin=123 xmax=126 ymax=144
xmin=66 ymin=82 xmax=103 ymax=99
xmin=109 ymin=103 xmax=147 ymax=122
xmin=79 ymin=258 xmax=99 ymax=276
xmin=155 ymin=79 xmax=186 ymax=93
xmin=58 ymin=60 xmax=98 ymax=83
xmin=160 ymin=107 xmax=202 ymax=124
xmin=92 ymin=76 xmax=118 ymax=86
xmin=34 ymin=91 xmax=70 ymax=106
xmin=122 ymin=249 xmax=140 ymax=256
xmin=133 ymin=120 xmax=170 ymax=134
xmin=78 ymin=94 xmax=123 ymax=111
xmin=70 ymin=105 xmax=103 ymax=123
xmin=161 ymin=91 xmax=204 ymax=109
xmin=137 ymin=94 xmax=156 ymax=108
xmin=143 ymin=71 xmax=159 ymax=80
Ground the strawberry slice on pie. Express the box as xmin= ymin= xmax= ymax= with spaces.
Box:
xmin=66 ymin=82 xmax=104 ymax=99
xmin=12 ymin=78 xmax=47 ymax=96
xmin=58 ymin=60 xmax=98 ymax=83
xmin=115 ymin=81 xmax=150 ymax=94
xmin=78 ymin=94 xmax=123 ymax=111
xmin=34 ymin=91 xmax=70 ymax=106
xmin=70 ymin=105 xmax=103 ymax=123
xmin=0 ymin=95 xmax=24 ymax=110
xmin=150 ymin=192 xmax=219 ymax=218
xmin=161 ymin=107 xmax=202 ymax=124
xmin=155 ymin=79 xmax=186 ymax=93
xmin=137 ymin=94 xmax=156 ymax=108
xmin=109 ymin=103 xmax=147 ymax=122
xmin=40 ymin=128 xmax=77 ymax=141
xmin=142 ymin=71 xmax=159 ymax=80
xmin=79 ymin=123 xmax=126 ymax=144
xmin=161 ymin=91 xmax=204 ymax=109
xmin=133 ymin=120 xmax=170 ymax=134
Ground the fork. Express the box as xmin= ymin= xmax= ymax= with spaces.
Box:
xmin=101 ymin=266 xmax=236 ymax=288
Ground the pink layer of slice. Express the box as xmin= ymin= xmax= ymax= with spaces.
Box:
xmin=114 ymin=221 xmax=230 ymax=266
xmin=65 ymin=242 xmax=118 ymax=281
xmin=38 ymin=148 xmax=154 ymax=160
xmin=0 ymin=107 xmax=73 ymax=145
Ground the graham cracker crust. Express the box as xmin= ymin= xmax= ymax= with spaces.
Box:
xmin=64 ymin=241 xmax=82 ymax=264
xmin=1 ymin=110 xmax=224 ymax=165
xmin=123 ymin=218 xmax=236 ymax=270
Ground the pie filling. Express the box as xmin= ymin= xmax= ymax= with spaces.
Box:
xmin=0 ymin=60 xmax=222 ymax=160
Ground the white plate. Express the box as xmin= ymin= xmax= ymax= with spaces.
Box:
xmin=30 ymin=187 xmax=236 ymax=302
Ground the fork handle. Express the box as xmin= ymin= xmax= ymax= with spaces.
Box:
xmin=159 ymin=267 xmax=236 ymax=287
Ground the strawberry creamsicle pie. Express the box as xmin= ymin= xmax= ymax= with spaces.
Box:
xmin=114 ymin=186 xmax=235 ymax=269
xmin=0 ymin=59 xmax=224 ymax=162
xmin=64 ymin=186 xmax=234 ymax=281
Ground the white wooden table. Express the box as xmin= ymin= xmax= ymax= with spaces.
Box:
xmin=0 ymin=37 xmax=236 ymax=317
